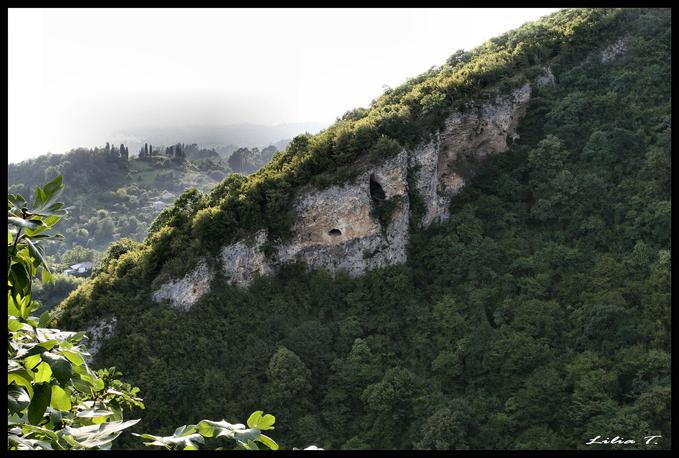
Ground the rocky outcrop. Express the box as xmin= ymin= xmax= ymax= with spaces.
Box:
xmin=221 ymin=230 xmax=272 ymax=287
xmin=536 ymin=66 xmax=556 ymax=87
xmin=152 ymin=81 xmax=534 ymax=307
xmin=277 ymin=150 xmax=410 ymax=278
xmin=411 ymin=83 xmax=531 ymax=226
xmin=217 ymin=151 xmax=410 ymax=287
xmin=601 ymin=37 xmax=628 ymax=63
xmin=151 ymin=260 xmax=213 ymax=311
xmin=85 ymin=316 xmax=117 ymax=357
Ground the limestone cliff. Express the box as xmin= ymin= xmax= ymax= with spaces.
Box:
xmin=153 ymin=81 xmax=536 ymax=309
xmin=84 ymin=316 xmax=117 ymax=357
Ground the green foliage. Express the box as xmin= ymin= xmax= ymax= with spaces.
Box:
xmin=414 ymin=400 xmax=478 ymax=450
xmin=7 ymin=176 xmax=144 ymax=450
xmin=133 ymin=411 xmax=280 ymax=451
xmin=61 ymin=246 xmax=98 ymax=266
xmin=53 ymin=8 xmax=671 ymax=451
xmin=7 ymin=177 xmax=297 ymax=451
xmin=8 ymin=145 xmax=236 ymax=268
xmin=32 ymin=273 xmax=85 ymax=314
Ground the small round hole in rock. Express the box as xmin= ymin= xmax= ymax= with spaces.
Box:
xmin=329 ymin=229 xmax=342 ymax=236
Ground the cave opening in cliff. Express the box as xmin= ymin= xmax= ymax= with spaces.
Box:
xmin=329 ymin=229 xmax=342 ymax=236
xmin=369 ymin=174 xmax=386 ymax=201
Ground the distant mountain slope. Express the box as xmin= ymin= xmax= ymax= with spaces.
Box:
xmin=8 ymin=141 xmax=286 ymax=310
xmin=54 ymin=8 xmax=670 ymax=450
xmin=110 ymin=122 xmax=328 ymax=156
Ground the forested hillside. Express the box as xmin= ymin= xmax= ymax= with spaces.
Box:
xmin=9 ymin=143 xmax=285 ymax=310
xmin=54 ymin=8 xmax=671 ymax=450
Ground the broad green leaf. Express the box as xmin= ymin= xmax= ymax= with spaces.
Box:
xmin=26 ymin=238 xmax=49 ymax=273
xmin=9 ymin=317 xmax=24 ymax=332
xmin=67 ymin=331 xmax=87 ymax=344
xmin=92 ymin=415 xmax=109 ymax=425
xmin=21 ymin=421 xmax=60 ymax=442
xmin=38 ymin=311 xmax=51 ymax=328
xmin=9 ymin=369 xmax=35 ymax=397
xmin=92 ymin=377 xmax=106 ymax=392
xmin=71 ymin=377 xmax=93 ymax=394
xmin=247 ymin=410 xmax=263 ymax=428
xmin=28 ymin=382 xmax=52 ymax=425
xmin=33 ymin=362 xmax=53 ymax=383
xmin=173 ymin=424 xmax=199 ymax=437
xmin=62 ymin=349 xmax=85 ymax=367
xmin=197 ymin=421 xmax=215 ymax=437
xmin=41 ymin=352 xmax=72 ymax=386
xmin=8 ymin=299 xmax=21 ymax=317
xmin=259 ymin=434 xmax=279 ymax=450
xmin=19 ymin=294 xmax=32 ymax=320
xmin=247 ymin=410 xmax=276 ymax=430
xmin=39 ymin=175 xmax=64 ymax=209
xmin=8 ymin=216 xmax=43 ymax=230
xmin=45 ymin=214 xmax=62 ymax=226
xmin=32 ymin=186 xmax=45 ymax=208
xmin=22 ymin=340 xmax=58 ymax=358
xmin=8 ymin=385 xmax=31 ymax=414
xmin=37 ymin=339 xmax=59 ymax=351
xmin=40 ymin=267 xmax=53 ymax=285
xmin=24 ymin=353 xmax=42 ymax=370
xmin=50 ymin=385 xmax=72 ymax=411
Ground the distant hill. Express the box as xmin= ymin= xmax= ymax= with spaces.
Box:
xmin=9 ymin=140 xmax=289 ymax=312
xmin=109 ymin=122 xmax=327 ymax=157
xmin=8 ymin=140 xmax=286 ymax=266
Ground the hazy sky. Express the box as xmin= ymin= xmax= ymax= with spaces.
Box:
xmin=8 ymin=8 xmax=558 ymax=163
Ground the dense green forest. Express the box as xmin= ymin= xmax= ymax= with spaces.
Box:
xmin=8 ymin=176 xmax=286 ymax=450
xmin=52 ymin=8 xmax=671 ymax=450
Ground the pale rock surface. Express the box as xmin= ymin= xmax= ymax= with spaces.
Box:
xmin=85 ymin=316 xmax=117 ymax=357
xmin=601 ymin=37 xmax=628 ymax=63
xmin=276 ymin=149 xmax=410 ymax=277
xmin=152 ymin=82 xmax=533 ymax=307
xmin=411 ymin=83 xmax=531 ymax=226
xmin=536 ymin=66 xmax=556 ymax=87
xmin=151 ymin=260 xmax=213 ymax=311
xmin=220 ymin=230 xmax=272 ymax=287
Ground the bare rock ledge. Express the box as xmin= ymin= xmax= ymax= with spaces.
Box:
xmin=152 ymin=82 xmax=533 ymax=310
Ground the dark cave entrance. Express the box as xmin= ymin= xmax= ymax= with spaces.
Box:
xmin=369 ymin=173 xmax=386 ymax=201
xmin=328 ymin=229 xmax=342 ymax=236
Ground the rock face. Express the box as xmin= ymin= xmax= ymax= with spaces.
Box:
xmin=220 ymin=151 xmax=410 ymax=286
xmin=278 ymin=150 xmax=410 ymax=278
xmin=411 ymin=83 xmax=531 ymax=226
xmin=536 ymin=66 xmax=556 ymax=88
xmin=601 ymin=37 xmax=628 ymax=63
xmin=221 ymin=230 xmax=272 ymax=286
xmin=85 ymin=316 xmax=117 ymax=357
xmin=151 ymin=261 xmax=213 ymax=311
xmin=152 ymin=81 xmax=534 ymax=308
